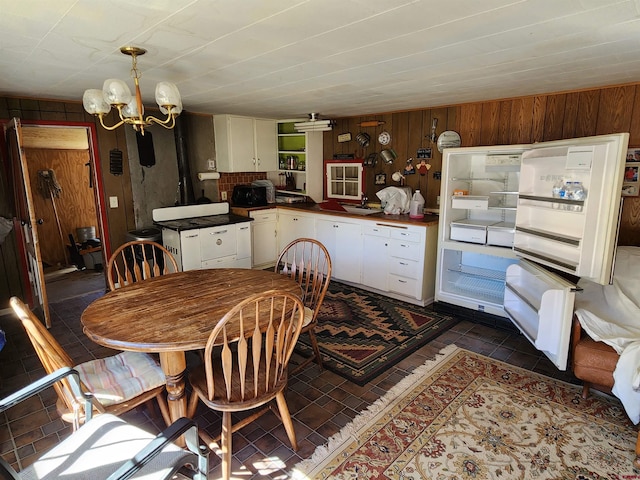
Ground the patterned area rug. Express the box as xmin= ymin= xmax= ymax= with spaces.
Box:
xmin=292 ymin=345 xmax=638 ymax=479
xmin=293 ymin=282 xmax=458 ymax=385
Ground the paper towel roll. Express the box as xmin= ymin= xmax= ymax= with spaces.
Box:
xmin=197 ymin=172 xmax=220 ymax=181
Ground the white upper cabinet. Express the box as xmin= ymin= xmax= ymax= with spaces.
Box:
xmin=214 ymin=115 xmax=278 ymax=172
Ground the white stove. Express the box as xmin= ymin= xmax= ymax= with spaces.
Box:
xmin=152 ymin=203 xmax=252 ymax=271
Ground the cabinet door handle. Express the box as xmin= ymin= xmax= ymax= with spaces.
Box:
xmin=185 ymin=234 xmax=198 ymax=238
xmin=397 ymin=279 xmax=408 ymax=284
xmin=210 ymin=229 xmax=228 ymax=235
xmin=399 ymin=261 xmax=408 ymax=265
xmin=239 ymin=226 xmax=249 ymax=231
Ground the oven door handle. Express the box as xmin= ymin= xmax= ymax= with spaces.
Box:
xmin=209 ymin=229 xmax=228 ymax=235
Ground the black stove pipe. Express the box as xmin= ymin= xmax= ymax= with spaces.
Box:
xmin=174 ymin=114 xmax=196 ymax=205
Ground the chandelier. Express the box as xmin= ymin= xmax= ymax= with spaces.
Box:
xmin=82 ymin=46 xmax=182 ymax=135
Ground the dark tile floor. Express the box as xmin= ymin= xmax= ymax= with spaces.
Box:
xmin=0 ymin=285 xmax=585 ymax=479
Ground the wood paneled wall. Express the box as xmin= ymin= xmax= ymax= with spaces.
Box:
xmin=324 ymin=83 xmax=640 ymax=246
xmin=26 ymin=149 xmax=99 ymax=266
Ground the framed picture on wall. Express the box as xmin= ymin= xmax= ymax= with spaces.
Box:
xmin=622 ymin=152 xmax=640 ymax=197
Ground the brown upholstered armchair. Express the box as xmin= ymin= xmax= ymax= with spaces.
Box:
xmin=571 ymin=316 xmax=640 ymax=468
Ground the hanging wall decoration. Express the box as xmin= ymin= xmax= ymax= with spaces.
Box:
xmin=404 ymin=157 xmax=415 ymax=175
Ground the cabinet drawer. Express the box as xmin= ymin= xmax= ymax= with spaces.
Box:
xmin=389 ymin=258 xmax=419 ymax=279
xmin=389 ymin=274 xmax=419 ymax=298
xmin=389 ymin=238 xmax=422 ymax=261
xmin=362 ymin=224 xmax=390 ymax=237
xmin=250 ymin=211 xmax=277 ymax=222
xmin=390 ymin=228 xmax=421 ymax=242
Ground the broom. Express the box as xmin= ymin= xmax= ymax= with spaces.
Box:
xmin=37 ymin=169 xmax=69 ymax=265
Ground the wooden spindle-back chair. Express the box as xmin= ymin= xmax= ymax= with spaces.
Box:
xmin=107 ymin=240 xmax=179 ymax=291
xmin=275 ymin=238 xmax=332 ymax=374
xmin=187 ymin=290 xmax=305 ymax=480
xmin=10 ymin=296 xmax=170 ymax=427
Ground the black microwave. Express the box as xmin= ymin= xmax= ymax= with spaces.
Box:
xmin=231 ymin=185 xmax=268 ymax=207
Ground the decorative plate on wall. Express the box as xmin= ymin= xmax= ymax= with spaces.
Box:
xmin=436 ymin=130 xmax=461 ymax=153
xmin=378 ymin=131 xmax=391 ymax=145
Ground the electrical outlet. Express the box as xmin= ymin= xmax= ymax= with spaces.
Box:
xmin=436 ymin=195 xmax=440 ymax=206
xmin=207 ymin=159 xmax=215 ymax=170
xmin=109 ymin=196 xmax=118 ymax=208
xmin=221 ymin=191 xmax=227 ymax=201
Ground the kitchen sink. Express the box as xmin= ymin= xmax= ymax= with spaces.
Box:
xmin=341 ymin=205 xmax=383 ymax=215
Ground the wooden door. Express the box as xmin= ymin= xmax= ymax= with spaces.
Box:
xmin=6 ymin=118 xmax=51 ymax=326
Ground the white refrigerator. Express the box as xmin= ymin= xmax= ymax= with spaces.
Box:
xmin=435 ymin=133 xmax=629 ymax=370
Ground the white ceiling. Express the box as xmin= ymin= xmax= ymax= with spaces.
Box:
xmin=2 ymin=0 xmax=640 ymax=120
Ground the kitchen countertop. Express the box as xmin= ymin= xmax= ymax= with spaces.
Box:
xmin=230 ymin=203 xmax=439 ymax=227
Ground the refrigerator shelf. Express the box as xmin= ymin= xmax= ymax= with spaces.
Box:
xmin=488 ymin=206 xmax=517 ymax=211
xmin=513 ymin=246 xmax=578 ymax=272
xmin=450 ymin=275 xmax=504 ymax=301
xmin=448 ymin=264 xmax=506 ymax=282
xmin=450 ymin=176 xmax=508 ymax=182
xmin=515 ymin=226 xmax=581 ymax=246
xmin=518 ymin=193 xmax=584 ymax=208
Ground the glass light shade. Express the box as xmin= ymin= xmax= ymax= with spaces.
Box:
xmin=122 ymin=97 xmax=143 ymax=118
xmin=155 ymin=82 xmax=181 ymax=108
xmin=160 ymin=99 xmax=182 ymax=115
xmin=82 ymin=89 xmax=111 ymax=115
xmin=102 ymin=78 xmax=132 ymax=105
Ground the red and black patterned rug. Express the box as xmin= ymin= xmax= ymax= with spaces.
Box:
xmin=293 ymin=281 xmax=458 ymax=385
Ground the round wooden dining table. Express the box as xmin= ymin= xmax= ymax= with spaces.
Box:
xmin=81 ymin=268 xmax=301 ymax=425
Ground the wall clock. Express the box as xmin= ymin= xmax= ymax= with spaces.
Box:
xmin=378 ymin=131 xmax=391 ymax=145
xmin=436 ymin=130 xmax=461 ymax=153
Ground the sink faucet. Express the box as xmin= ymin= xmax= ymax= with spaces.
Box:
xmin=361 ymin=193 xmax=368 ymax=208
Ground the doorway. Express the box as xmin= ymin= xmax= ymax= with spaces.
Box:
xmin=26 ymin=146 xmax=107 ymax=302
xmin=5 ymin=120 xmax=109 ymax=323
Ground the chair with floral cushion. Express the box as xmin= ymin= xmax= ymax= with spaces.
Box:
xmin=10 ymin=296 xmax=171 ymax=427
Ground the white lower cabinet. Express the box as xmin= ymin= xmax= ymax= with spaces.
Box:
xmin=386 ymin=225 xmax=437 ymax=303
xmin=362 ymin=224 xmax=390 ymax=292
xmin=266 ymin=208 xmax=437 ymax=305
xmin=250 ymin=209 xmax=277 ymax=267
xmin=315 ymin=217 xmax=362 ymax=284
xmin=277 ymin=211 xmax=315 ymax=253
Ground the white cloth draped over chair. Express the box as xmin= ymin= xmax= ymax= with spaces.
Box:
xmin=574 ymin=246 xmax=640 ymax=424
